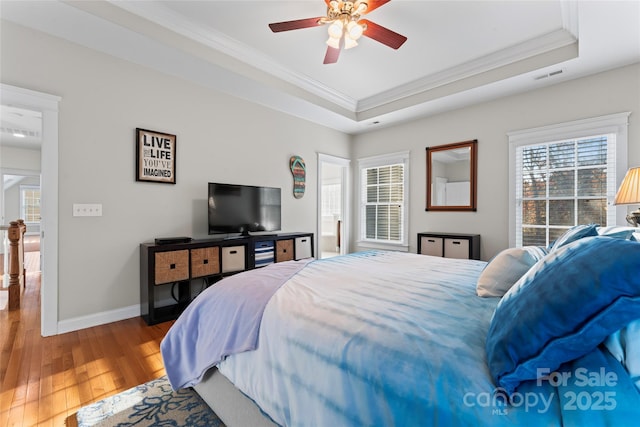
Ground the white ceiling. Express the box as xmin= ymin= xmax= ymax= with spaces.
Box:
xmin=1 ymin=0 xmax=639 ymax=139
xmin=0 ymin=105 xmax=42 ymax=149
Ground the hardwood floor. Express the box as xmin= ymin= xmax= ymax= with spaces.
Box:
xmin=0 ymin=259 xmax=174 ymax=426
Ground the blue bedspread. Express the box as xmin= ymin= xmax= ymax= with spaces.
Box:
xmin=161 ymin=258 xmax=312 ymax=389
xmin=215 ymin=251 xmax=640 ymax=426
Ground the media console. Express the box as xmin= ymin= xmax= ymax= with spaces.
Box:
xmin=140 ymin=232 xmax=314 ymax=325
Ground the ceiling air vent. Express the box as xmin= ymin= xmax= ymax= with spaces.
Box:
xmin=534 ymin=69 xmax=564 ymax=81
xmin=0 ymin=126 xmax=41 ymax=138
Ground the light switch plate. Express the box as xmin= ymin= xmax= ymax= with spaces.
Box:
xmin=73 ymin=203 xmax=102 ymax=217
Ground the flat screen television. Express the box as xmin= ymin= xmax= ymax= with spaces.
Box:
xmin=208 ymin=183 xmax=281 ymax=235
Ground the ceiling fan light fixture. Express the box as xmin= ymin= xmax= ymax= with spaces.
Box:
xmin=346 ymin=21 xmax=363 ymax=40
xmin=327 ymin=20 xmax=344 ymax=39
xmin=344 ymin=36 xmax=358 ymax=49
xmin=326 ymin=36 xmax=341 ymax=49
xmin=269 ymin=0 xmax=407 ymax=64
xmin=355 ymin=1 xmax=368 ymax=14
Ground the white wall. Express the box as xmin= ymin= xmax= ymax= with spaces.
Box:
xmin=1 ymin=21 xmax=350 ymax=323
xmin=0 ymin=145 xmax=41 ymax=170
xmin=352 ymin=63 xmax=640 ymax=260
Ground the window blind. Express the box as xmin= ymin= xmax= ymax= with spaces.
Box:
xmin=358 ymin=150 xmax=409 ymax=247
xmin=363 ymin=164 xmax=404 ymax=241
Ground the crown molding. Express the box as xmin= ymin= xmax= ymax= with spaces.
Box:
xmin=110 ymin=1 xmax=579 ymax=117
xmin=561 ymin=0 xmax=579 ymax=39
xmin=108 ymin=1 xmax=359 ymax=112
xmin=357 ymin=27 xmax=578 ymax=113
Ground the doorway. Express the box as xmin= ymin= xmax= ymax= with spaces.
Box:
xmin=317 ymin=154 xmax=350 ymax=259
xmin=1 ymin=169 xmax=42 ymax=289
xmin=1 ymin=83 xmax=60 ymax=336
xmin=1 ymin=104 xmax=43 ymax=293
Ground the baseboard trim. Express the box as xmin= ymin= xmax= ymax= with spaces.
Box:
xmin=57 ymin=304 xmax=140 ymax=334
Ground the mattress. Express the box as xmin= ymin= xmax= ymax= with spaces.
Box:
xmin=163 ymin=250 xmax=640 ymax=426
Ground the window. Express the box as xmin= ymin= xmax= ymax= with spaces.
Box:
xmin=509 ymin=113 xmax=630 ymax=247
xmin=20 ymin=185 xmax=41 ymax=223
xmin=358 ymin=151 xmax=409 ymax=249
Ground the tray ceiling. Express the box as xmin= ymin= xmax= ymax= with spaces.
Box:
xmin=1 ymin=1 xmax=639 ymax=136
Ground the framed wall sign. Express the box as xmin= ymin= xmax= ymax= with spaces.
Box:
xmin=136 ymin=128 xmax=176 ymax=184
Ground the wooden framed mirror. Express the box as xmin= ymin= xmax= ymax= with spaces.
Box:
xmin=426 ymin=140 xmax=477 ymax=211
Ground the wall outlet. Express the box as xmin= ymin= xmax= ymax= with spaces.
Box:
xmin=73 ymin=203 xmax=103 ymax=217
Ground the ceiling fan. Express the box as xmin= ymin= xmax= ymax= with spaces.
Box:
xmin=268 ymin=0 xmax=407 ymax=64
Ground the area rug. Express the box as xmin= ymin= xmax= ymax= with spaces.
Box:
xmin=76 ymin=376 xmax=225 ymax=427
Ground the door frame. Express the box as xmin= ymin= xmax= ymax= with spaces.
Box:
xmin=1 ymin=83 xmax=60 ymax=336
xmin=317 ymin=153 xmax=350 ymax=257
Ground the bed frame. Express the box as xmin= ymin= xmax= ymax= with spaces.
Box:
xmin=194 ymin=367 xmax=278 ymax=427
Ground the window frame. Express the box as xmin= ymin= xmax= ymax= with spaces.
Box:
xmin=358 ymin=151 xmax=410 ymax=251
xmin=508 ymin=112 xmax=630 ymax=247
xmin=20 ymin=184 xmax=41 ymax=224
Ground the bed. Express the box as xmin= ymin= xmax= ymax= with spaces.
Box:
xmin=161 ymin=226 xmax=640 ymax=426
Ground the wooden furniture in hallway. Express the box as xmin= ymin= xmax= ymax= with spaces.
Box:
xmin=1 ymin=219 xmax=26 ymax=310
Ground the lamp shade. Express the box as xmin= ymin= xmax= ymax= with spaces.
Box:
xmin=327 ymin=20 xmax=343 ymax=39
xmin=615 ymin=167 xmax=640 ymax=204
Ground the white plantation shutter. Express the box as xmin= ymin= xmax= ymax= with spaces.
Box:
xmin=359 ymin=152 xmax=409 ymax=247
xmin=364 ymin=165 xmax=404 ymax=241
xmin=509 ymin=113 xmax=629 ymax=247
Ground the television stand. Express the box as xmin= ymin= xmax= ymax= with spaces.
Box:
xmin=140 ymin=232 xmax=314 ymax=325
xmin=224 ymin=232 xmax=279 ymax=240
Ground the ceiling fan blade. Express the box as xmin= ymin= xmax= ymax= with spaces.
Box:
xmin=323 ymin=46 xmax=341 ymax=64
xmin=269 ymin=17 xmax=325 ymax=32
xmin=359 ymin=19 xmax=407 ymax=49
xmin=360 ymin=0 xmax=391 ymax=14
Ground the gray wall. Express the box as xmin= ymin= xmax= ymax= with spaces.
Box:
xmin=1 ymin=20 xmax=350 ymax=321
xmin=352 ymin=63 xmax=640 ymax=260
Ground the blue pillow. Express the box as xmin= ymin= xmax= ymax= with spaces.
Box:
xmin=549 ymin=223 xmax=598 ymax=252
xmin=485 ymin=236 xmax=640 ymax=395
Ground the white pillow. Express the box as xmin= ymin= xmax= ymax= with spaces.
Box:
xmin=476 ymin=246 xmax=547 ymax=297
xmin=596 ymin=225 xmax=638 ymax=240
xmin=604 ymin=318 xmax=640 ymax=392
